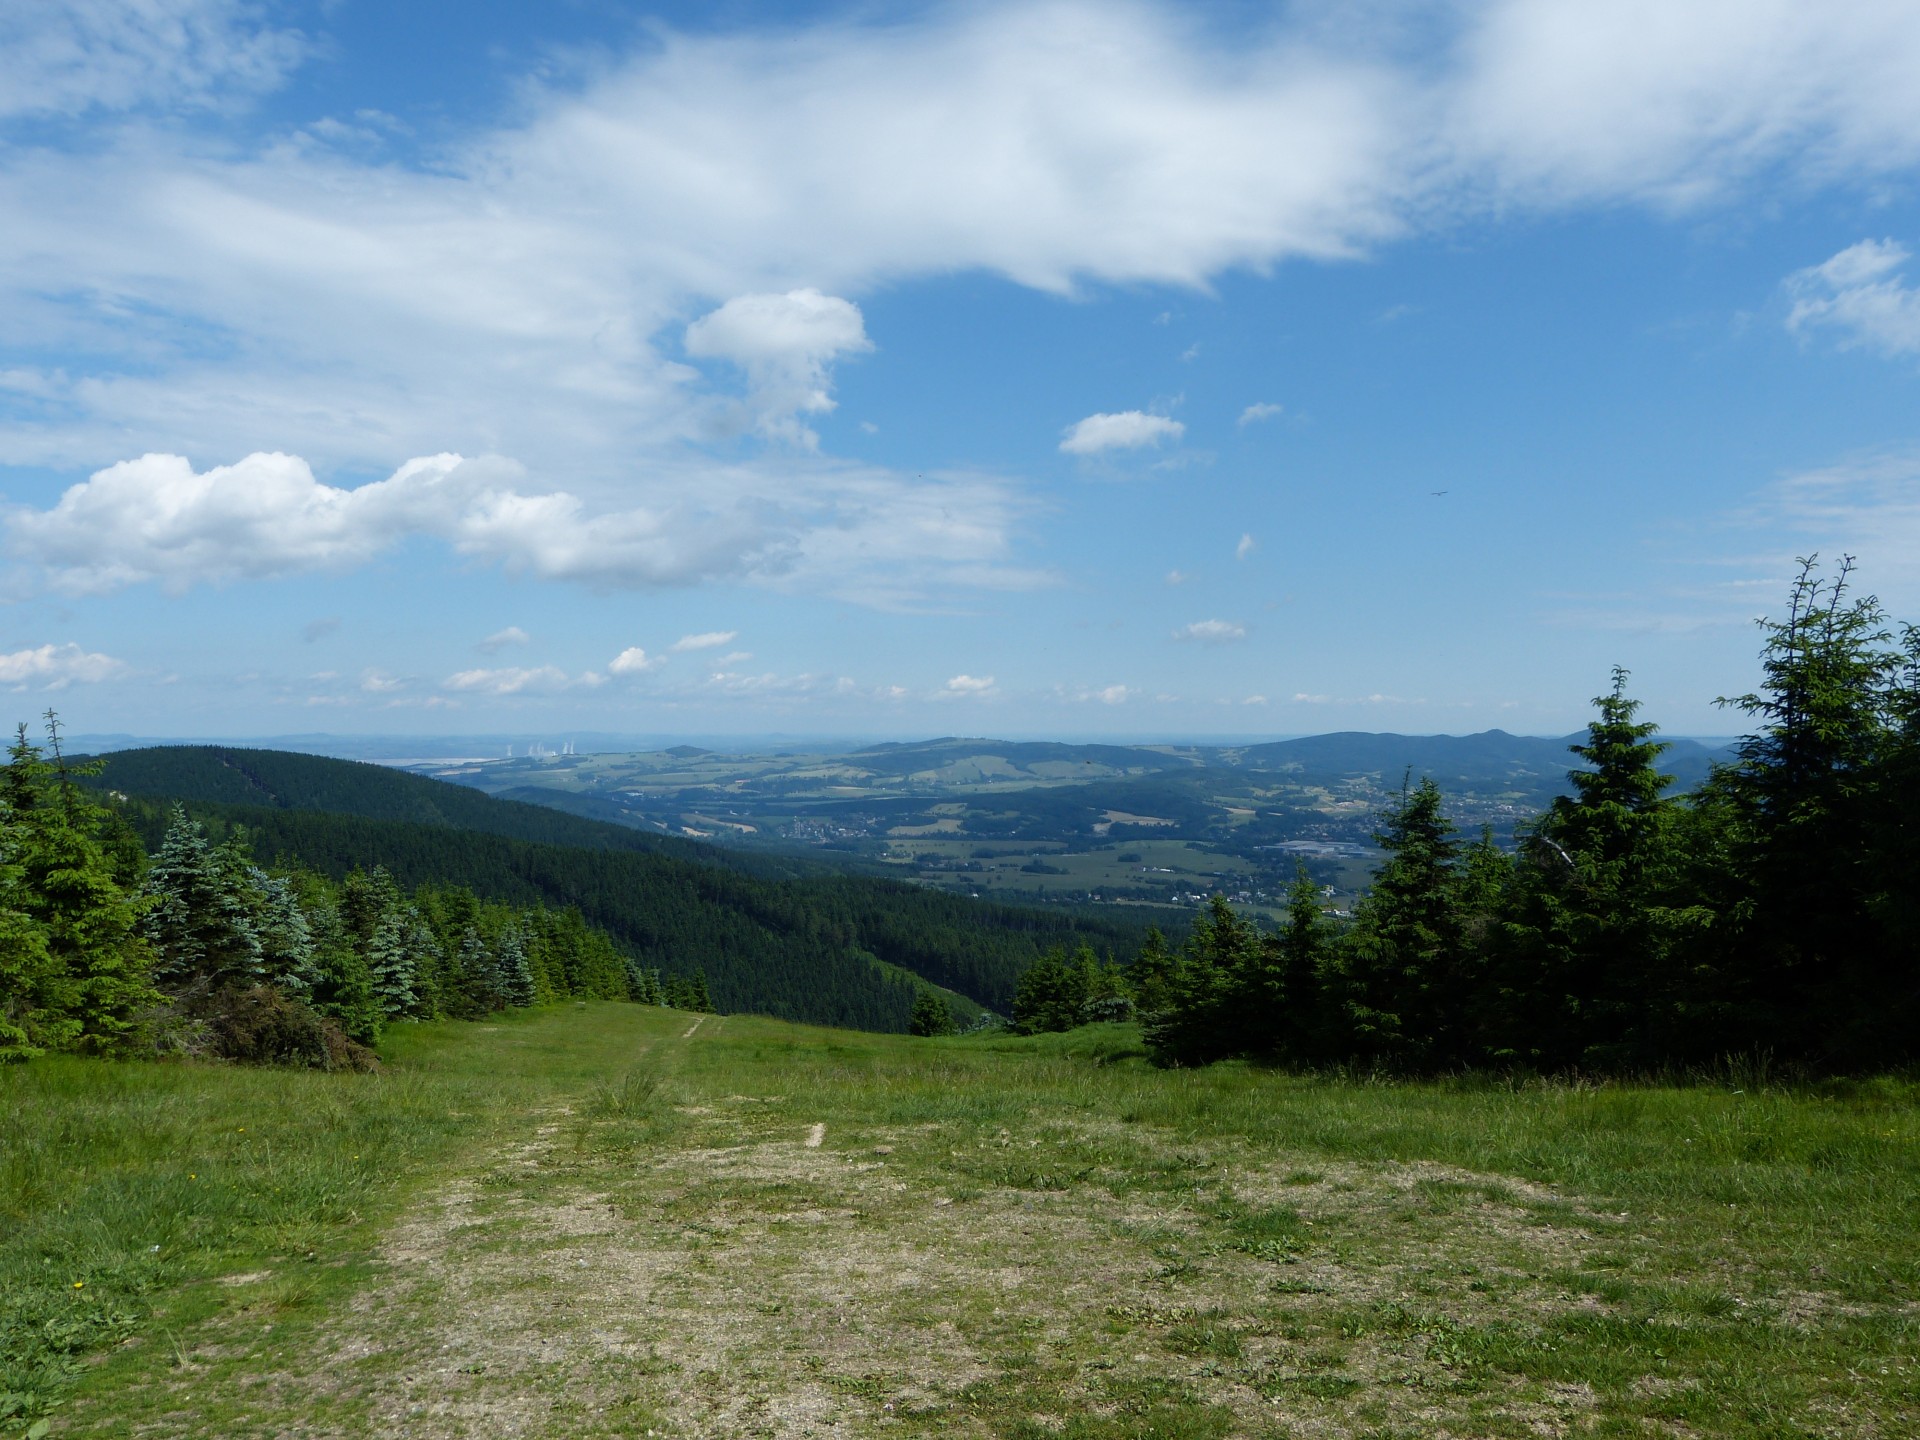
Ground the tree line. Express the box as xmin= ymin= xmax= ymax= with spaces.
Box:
xmin=89 ymin=768 xmax=1157 ymax=1031
xmin=0 ymin=726 xmax=714 ymax=1067
xmin=1010 ymin=559 xmax=1919 ymax=1074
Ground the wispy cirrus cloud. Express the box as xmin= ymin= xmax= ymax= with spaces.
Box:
xmin=477 ymin=626 xmax=530 ymax=654
xmin=5 ymin=0 xmax=1920 ymax=496
xmin=443 ymin=665 xmax=598 ymax=696
xmin=671 ymin=630 xmax=738 ymax=653
xmin=0 ymin=0 xmax=307 ymax=120
xmin=1786 ymin=239 xmax=1920 ymax=356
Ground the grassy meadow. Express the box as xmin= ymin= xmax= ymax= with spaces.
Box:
xmin=6 ymin=1004 xmax=1918 ymax=1437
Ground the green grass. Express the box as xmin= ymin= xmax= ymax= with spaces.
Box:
xmin=9 ymin=1010 xmax=1920 ymax=1438
xmin=0 ymin=1004 xmax=669 ymax=1433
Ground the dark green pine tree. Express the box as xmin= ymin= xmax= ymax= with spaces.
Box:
xmin=1872 ymin=624 xmax=1920 ymax=1001
xmin=0 ymin=813 xmax=64 ymax=1060
xmin=1334 ymin=776 xmax=1471 ymax=1068
xmin=626 ymin=961 xmax=663 ymax=1005
xmin=1010 ymin=944 xmax=1090 ymax=1034
xmin=1504 ymin=669 xmax=1696 ymax=1066
xmin=498 ymin=924 xmax=536 ymax=1008
xmin=908 ymin=987 xmax=955 ymax=1036
xmin=365 ymin=908 xmax=418 ymax=1018
xmin=1266 ymin=865 xmax=1333 ymax=1063
xmin=456 ymin=924 xmax=503 ymax=1014
xmin=403 ymin=913 xmax=449 ymax=1016
xmin=140 ymin=805 xmax=264 ymax=993
xmin=3 ymin=719 xmax=156 ymax=1053
xmin=1124 ymin=926 xmax=1176 ymax=1016
xmin=1081 ymin=952 xmax=1133 ymax=1023
xmin=1143 ymin=897 xmax=1262 ymax=1065
xmin=293 ymin=874 xmax=383 ymax=1043
xmin=1710 ymin=556 xmax=1902 ymax=1060
xmin=687 ymin=967 xmax=715 ymax=1013
xmin=251 ymin=869 xmax=322 ymax=998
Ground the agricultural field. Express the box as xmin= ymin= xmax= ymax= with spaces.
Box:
xmin=10 ymin=1004 xmax=1917 ymax=1438
xmin=403 ymin=731 xmax=1728 ymax=914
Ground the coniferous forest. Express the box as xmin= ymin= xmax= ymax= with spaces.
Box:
xmin=0 ymin=719 xmax=1155 ymax=1063
xmin=0 ymin=728 xmax=704 ymax=1068
xmin=1012 ymin=559 xmax=1920 ymax=1074
xmin=6 ymin=558 xmax=1917 ymax=1074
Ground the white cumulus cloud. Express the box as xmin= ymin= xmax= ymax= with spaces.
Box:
xmin=1785 ymin=239 xmax=1920 ymax=356
xmin=0 ymin=642 xmax=126 ymax=688
xmin=1238 ymin=402 xmax=1284 ymax=425
xmin=1059 ymin=411 xmax=1186 ymax=456
xmin=684 ymin=289 xmax=872 ymax=447
xmin=608 ymin=647 xmax=659 ymax=675
xmin=4 ymin=450 xmax=1038 ymax=605
xmin=1175 ymin=619 xmax=1247 ymax=644
xmin=944 ymin=674 xmax=996 ymax=694
xmin=1235 ymin=533 xmax=1256 ymax=561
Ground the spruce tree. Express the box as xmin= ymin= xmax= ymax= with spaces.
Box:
xmin=687 ymin=967 xmax=715 ymax=1013
xmin=1081 ymin=953 xmax=1133 ymax=1024
xmin=0 ymin=823 xmax=64 ymax=1059
xmin=626 ymin=961 xmax=662 ymax=1005
xmin=1335 ymin=776 xmax=1470 ymax=1068
xmin=6 ymin=722 xmax=156 ymax=1052
xmin=252 ymin=870 xmax=321 ymax=997
xmin=1010 ymin=945 xmax=1090 ymax=1034
xmin=1712 ymin=556 xmax=1901 ymax=1060
xmin=1143 ymin=897 xmax=1263 ymax=1065
xmin=1504 ymin=670 xmax=1695 ymax=1066
xmin=365 ymin=908 xmax=418 ymax=1018
xmin=498 ymin=924 xmax=536 ymax=1008
xmin=456 ymin=925 xmax=502 ymax=1014
xmin=1267 ymin=865 xmax=1331 ymax=1062
xmin=908 ymin=988 xmax=955 ymax=1036
xmin=299 ymin=879 xmax=383 ymax=1043
xmin=141 ymin=805 xmax=264 ymax=992
xmin=1125 ymin=927 xmax=1176 ymax=1015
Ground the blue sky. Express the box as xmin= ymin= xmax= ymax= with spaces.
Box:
xmin=4 ymin=1 xmax=1920 ymax=741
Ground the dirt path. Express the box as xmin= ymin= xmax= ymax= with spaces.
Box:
xmin=142 ymin=1069 xmax=1621 ymax=1438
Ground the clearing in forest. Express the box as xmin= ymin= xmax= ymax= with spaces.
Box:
xmin=17 ymin=1004 xmax=1920 ymax=1438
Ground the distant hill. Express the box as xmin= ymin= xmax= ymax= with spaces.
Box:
xmin=79 ymin=745 xmax=1156 ymax=1026
xmin=80 ymin=745 xmax=821 ymax=880
xmin=1237 ymin=729 xmax=1730 ymax=792
xmin=847 ymin=737 xmax=1199 ymax=780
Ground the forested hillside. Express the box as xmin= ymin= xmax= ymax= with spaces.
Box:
xmin=81 ymin=745 xmax=825 ymax=879
xmin=1013 ymin=558 xmax=1920 ymax=1075
xmin=68 ymin=747 xmax=1160 ymax=1027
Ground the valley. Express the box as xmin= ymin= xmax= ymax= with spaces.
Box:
xmin=401 ymin=732 xmax=1731 ymax=918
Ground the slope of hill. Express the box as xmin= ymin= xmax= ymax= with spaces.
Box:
xmin=81 ymin=746 xmax=1160 ymax=1027
xmin=81 ymin=745 xmax=825 ymax=880
xmin=1236 ymin=728 xmax=1729 ymax=790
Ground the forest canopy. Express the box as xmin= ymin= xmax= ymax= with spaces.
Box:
xmin=1012 ymin=558 xmax=1920 ymax=1074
